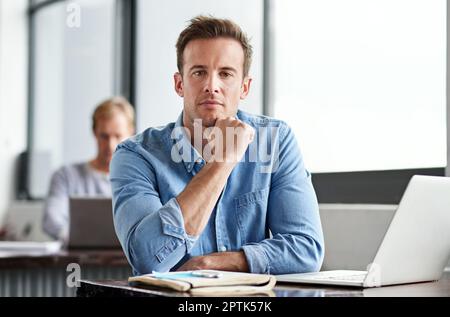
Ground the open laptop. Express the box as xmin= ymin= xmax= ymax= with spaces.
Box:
xmin=68 ymin=197 xmax=121 ymax=249
xmin=276 ymin=175 xmax=450 ymax=288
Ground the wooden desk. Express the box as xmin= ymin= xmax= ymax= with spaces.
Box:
xmin=0 ymin=249 xmax=131 ymax=297
xmin=77 ymin=271 xmax=450 ymax=297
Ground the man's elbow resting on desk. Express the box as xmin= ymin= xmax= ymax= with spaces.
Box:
xmin=125 ymin=233 xmax=324 ymax=276
xmin=291 ymin=238 xmax=325 ymax=274
xmin=240 ymin=235 xmax=325 ymax=275
xmin=127 ymin=238 xmax=189 ymax=275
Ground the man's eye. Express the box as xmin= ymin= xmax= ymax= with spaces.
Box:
xmin=220 ymin=72 xmax=232 ymax=78
xmin=193 ymin=71 xmax=205 ymax=76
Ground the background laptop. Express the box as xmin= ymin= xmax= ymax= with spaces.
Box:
xmin=68 ymin=197 xmax=121 ymax=249
xmin=276 ymin=175 xmax=450 ymax=288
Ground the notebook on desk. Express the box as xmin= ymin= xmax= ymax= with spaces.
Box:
xmin=129 ymin=270 xmax=276 ymax=296
xmin=276 ymin=176 xmax=450 ymax=288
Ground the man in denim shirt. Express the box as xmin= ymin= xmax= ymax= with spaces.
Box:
xmin=110 ymin=16 xmax=324 ymax=275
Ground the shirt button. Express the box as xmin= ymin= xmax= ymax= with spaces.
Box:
xmin=219 ymin=246 xmax=227 ymax=252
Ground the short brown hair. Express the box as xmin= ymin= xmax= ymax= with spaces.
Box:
xmin=176 ymin=15 xmax=253 ymax=77
xmin=92 ymin=96 xmax=135 ymax=132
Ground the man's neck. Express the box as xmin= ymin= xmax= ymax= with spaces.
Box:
xmin=89 ymin=158 xmax=110 ymax=174
xmin=183 ymin=117 xmax=208 ymax=156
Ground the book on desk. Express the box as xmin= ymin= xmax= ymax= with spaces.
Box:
xmin=128 ymin=270 xmax=276 ymax=296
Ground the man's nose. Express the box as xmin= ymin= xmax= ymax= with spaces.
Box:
xmin=204 ymin=74 xmax=220 ymax=94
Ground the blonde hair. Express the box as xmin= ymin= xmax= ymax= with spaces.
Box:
xmin=92 ymin=96 xmax=135 ymax=132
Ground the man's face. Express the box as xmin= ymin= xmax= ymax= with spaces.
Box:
xmin=94 ymin=113 xmax=134 ymax=165
xmin=174 ymin=38 xmax=252 ymax=128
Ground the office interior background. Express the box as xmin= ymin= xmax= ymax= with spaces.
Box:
xmin=0 ymin=0 xmax=448 ymax=296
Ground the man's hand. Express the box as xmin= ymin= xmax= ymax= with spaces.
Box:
xmin=177 ymin=251 xmax=249 ymax=272
xmin=177 ymin=117 xmax=255 ymax=237
xmin=203 ymin=117 xmax=255 ymax=164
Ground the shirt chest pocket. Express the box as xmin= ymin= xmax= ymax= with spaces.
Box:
xmin=234 ymin=187 xmax=270 ymax=245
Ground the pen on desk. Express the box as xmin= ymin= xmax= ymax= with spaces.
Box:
xmin=191 ymin=271 xmax=223 ymax=278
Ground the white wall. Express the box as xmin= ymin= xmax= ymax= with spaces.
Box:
xmin=135 ymin=0 xmax=264 ymax=131
xmin=0 ymin=0 xmax=28 ymax=226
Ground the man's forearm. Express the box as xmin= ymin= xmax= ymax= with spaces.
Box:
xmin=204 ymin=251 xmax=249 ymax=272
xmin=177 ymin=251 xmax=249 ymax=272
xmin=177 ymin=162 xmax=235 ymax=236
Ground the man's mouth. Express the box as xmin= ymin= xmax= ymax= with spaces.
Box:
xmin=199 ymin=100 xmax=224 ymax=109
xmin=200 ymin=100 xmax=223 ymax=104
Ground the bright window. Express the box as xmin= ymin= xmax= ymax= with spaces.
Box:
xmin=272 ymin=0 xmax=446 ymax=173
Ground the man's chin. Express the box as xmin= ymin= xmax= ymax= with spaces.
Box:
xmin=202 ymin=118 xmax=218 ymax=128
xmin=196 ymin=112 xmax=220 ymax=127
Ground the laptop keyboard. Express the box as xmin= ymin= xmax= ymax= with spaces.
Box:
xmin=311 ymin=274 xmax=367 ymax=282
xmin=328 ymin=274 xmax=366 ymax=281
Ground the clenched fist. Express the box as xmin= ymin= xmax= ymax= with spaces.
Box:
xmin=201 ymin=116 xmax=255 ymax=165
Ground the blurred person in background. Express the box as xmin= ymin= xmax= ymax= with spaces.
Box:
xmin=43 ymin=97 xmax=135 ymax=242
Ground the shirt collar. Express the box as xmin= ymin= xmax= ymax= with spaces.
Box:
xmin=173 ymin=112 xmax=203 ymax=174
xmin=173 ymin=111 xmax=246 ymax=174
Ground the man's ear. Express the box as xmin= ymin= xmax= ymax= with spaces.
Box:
xmin=174 ymin=72 xmax=184 ymax=97
xmin=240 ymin=77 xmax=252 ymax=100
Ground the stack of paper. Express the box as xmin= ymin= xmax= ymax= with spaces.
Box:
xmin=0 ymin=241 xmax=62 ymax=256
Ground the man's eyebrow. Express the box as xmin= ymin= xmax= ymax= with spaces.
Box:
xmin=219 ymin=66 xmax=238 ymax=73
xmin=187 ymin=65 xmax=238 ymax=73
xmin=188 ymin=65 xmax=207 ymax=72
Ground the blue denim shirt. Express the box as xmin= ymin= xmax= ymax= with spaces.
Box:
xmin=110 ymin=110 xmax=324 ymax=276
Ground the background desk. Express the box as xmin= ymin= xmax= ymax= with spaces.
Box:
xmin=77 ymin=271 xmax=450 ymax=297
xmin=0 ymin=250 xmax=131 ymax=297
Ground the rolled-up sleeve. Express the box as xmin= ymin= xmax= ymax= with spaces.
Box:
xmin=242 ymin=124 xmax=325 ymax=275
xmin=110 ymin=142 xmax=197 ymax=275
